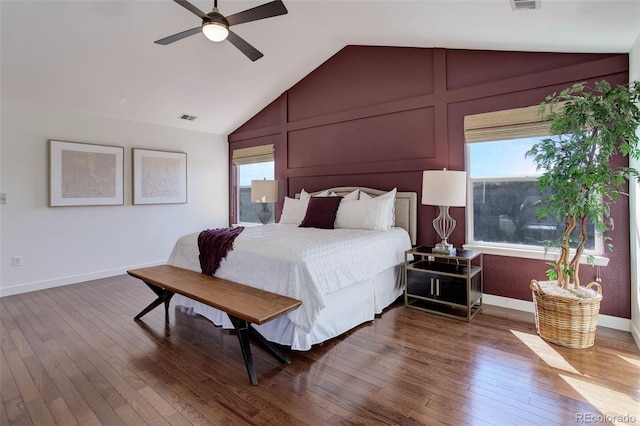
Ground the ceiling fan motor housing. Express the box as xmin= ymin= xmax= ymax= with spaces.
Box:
xmin=202 ymin=9 xmax=229 ymax=42
xmin=206 ymin=8 xmax=229 ymax=27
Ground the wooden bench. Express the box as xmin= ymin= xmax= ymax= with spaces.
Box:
xmin=127 ymin=264 xmax=302 ymax=385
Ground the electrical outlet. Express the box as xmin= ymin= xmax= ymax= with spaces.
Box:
xmin=12 ymin=256 xmax=22 ymax=267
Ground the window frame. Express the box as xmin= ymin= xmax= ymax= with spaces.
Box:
xmin=231 ymin=144 xmax=275 ymax=226
xmin=462 ymin=107 xmax=609 ymax=266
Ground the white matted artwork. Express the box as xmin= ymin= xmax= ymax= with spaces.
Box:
xmin=49 ymin=140 xmax=124 ymax=207
xmin=133 ymin=149 xmax=187 ymax=205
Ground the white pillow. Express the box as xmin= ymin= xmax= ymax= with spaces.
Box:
xmin=379 ymin=187 xmax=397 ymax=225
xmin=279 ymin=196 xmax=309 ymax=225
xmin=379 ymin=187 xmax=397 ymax=199
xmin=359 ymin=188 xmax=396 ymax=200
xmin=330 ymin=189 xmax=359 ymax=201
xmin=335 ymin=195 xmax=396 ymax=231
xmin=312 ymin=189 xmax=330 ymax=197
xmin=299 ymin=189 xmax=312 ymax=200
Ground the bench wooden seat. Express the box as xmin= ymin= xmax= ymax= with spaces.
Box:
xmin=127 ymin=264 xmax=301 ymax=385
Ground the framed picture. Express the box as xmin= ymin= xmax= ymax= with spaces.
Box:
xmin=49 ymin=140 xmax=124 ymax=207
xmin=133 ymin=149 xmax=187 ymax=205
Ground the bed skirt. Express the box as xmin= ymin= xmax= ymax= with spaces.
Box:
xmin=173 ymin=264 xmax=404 ymax=351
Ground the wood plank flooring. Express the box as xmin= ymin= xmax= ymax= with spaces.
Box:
xmin=1 ymin=274 xmax=639 ymax=425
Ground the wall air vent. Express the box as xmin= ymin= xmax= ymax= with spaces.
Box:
xmin=178 ymin=113 xmax=197 ymax=121
xmin=511 ymin=0 xmax=540 ymax=10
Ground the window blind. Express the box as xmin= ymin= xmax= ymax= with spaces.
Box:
xmin=232 ymin=144 xmax=274 ymax=165
xmin=464 ymin=104 xmax=556 ymax=143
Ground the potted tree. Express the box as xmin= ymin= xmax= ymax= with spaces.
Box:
xmin=526 ymin=79 xmax=640 ymax=348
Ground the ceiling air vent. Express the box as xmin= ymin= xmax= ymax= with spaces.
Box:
xmin=178 ymin=113 xmax=197 ymax=121
xmin=511 ymin=0 xmax=540 ymax=10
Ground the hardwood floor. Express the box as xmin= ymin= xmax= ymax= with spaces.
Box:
xmin=1 ymin=275 xmax=639 ymax=425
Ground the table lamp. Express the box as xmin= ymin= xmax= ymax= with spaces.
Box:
xmin=251 ymin=179 xmax=278 ymax=224
xmin=421 ymin=169 xmax=467 ymax=255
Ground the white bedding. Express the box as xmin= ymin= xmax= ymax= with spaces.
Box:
xmin=168 ymin=223 xmax=410 ymax=331
xmin=167 ymin=223 xmax=411 ymax=348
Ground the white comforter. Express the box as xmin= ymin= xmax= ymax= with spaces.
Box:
xmin=167 ymin=224 xmax=411 ymax=333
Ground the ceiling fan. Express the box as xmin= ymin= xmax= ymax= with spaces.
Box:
xmin=155 ymin=0 xmax=288 ymax=61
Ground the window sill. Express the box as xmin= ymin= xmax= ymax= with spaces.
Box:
xmin=232 ymin=222 xmax=263 ymax=227
xmin=462 ymin=243 xmax=610 ymax=267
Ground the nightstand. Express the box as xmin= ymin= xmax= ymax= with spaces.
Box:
xmin=404 ymin=246 xmax=483 ymax=321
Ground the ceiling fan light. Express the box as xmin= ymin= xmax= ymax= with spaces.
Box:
xmin=202 ymin=21 xmax=229 ymax=42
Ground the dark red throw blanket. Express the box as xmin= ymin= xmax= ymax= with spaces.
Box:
xmin=198 ymin=226 xmax=244 ymax=276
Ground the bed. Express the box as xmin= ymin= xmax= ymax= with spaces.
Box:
xmin=168 ymin=187 xmax=417 ymax=350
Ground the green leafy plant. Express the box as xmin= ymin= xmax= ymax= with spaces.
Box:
xmin=526 ymin=80 xmax=640 ymax=290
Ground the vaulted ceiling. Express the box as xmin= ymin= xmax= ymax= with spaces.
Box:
xmin=2 ymin=0 xmax=639 ymax=135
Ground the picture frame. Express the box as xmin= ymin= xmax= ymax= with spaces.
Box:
xmin=49 ymin=140 xmax=124 ymax=207
xmin=133 ymin=148 xmax=187 ymax=205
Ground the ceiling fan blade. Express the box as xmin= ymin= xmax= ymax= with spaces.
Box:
xmin=227 ymin=30 xmax=263 ymax=61
xmin=154 ymin=26 xmax=202 ymax=45
xmin=226 ymin=0 xmax=287 ymax=27
xmin=173 ymin=0 xmax=209 ymax=20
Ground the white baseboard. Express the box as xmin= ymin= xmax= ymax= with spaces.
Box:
xmin=483 ymin=294 xmax=632 ymax=332
xmin=0 ymin=260 xmax=166 ymax=298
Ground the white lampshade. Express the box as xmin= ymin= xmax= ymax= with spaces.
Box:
xmin=421 ymin=169 xmax=467 ymax=207
xmin=202 ymin=21 xmax=229 ymax=42
xmin=251 ymin=180 xmax=278 ymax=203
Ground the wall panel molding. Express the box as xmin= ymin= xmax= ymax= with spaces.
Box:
xmin=228 ymin=124 xmax=281 ymax=142
xmin=284 ymin=158 xmax=439 ymax=179
xmin=285 ymin=94 xmax=436 ymax=132
xmin=287 ymin=107 xmax=436 ymax=169
xmin=444 ymin=55 xmax=629 ymax=104
xmin=228 ymin=46 xmax=631 ymax=318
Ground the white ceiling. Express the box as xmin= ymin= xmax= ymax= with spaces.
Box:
xmin=2 ymin=0 xmax=640 ymax=135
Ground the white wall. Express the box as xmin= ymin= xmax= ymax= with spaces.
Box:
xmin=631 ymin=33 xmax=640 ymax=348
xmin=0 ymin=100 xmax=228 ymax=296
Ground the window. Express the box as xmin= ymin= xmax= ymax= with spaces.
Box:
xmin=468 ymin=137 xmax=596 ymax=250
xmin=464 ymin=106 xmax=604 ymax=263
xmin=232 ymin=145 xmax=275 ymax=224
xmin=237 ymin=162 xmax=275 ymax=224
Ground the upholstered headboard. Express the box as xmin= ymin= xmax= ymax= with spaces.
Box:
xmin=297 ymin=187 xmax=417 ymax=245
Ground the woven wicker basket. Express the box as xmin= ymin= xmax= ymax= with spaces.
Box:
xmin=530 ymin=280 xmax=603 ymax=349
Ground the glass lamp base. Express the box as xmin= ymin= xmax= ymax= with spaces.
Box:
xmin=433 ymin=242 xmax=457 ymax=255
xmin=257 ymin=203 xmax=272 ymax=225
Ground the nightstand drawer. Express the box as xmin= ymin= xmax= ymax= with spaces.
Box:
xmin=406 ymin=270 xmax=467 ymax=305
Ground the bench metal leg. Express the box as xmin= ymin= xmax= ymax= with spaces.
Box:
xmin=132 ymin=278 xmax=291 ymax=386
xmin=228 ymin=315 xmax=292 ymax=386
xmin=134 ymin=282 xmax=175 ymax=320
xmin=246 ymin=324 xmax=291 ymax=365
xmin=230 ymin=316 xmax=258 ymax=385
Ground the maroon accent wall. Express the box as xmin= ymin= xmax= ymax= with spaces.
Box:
xmin=229 ymin=46 xmax=631 ymax=318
